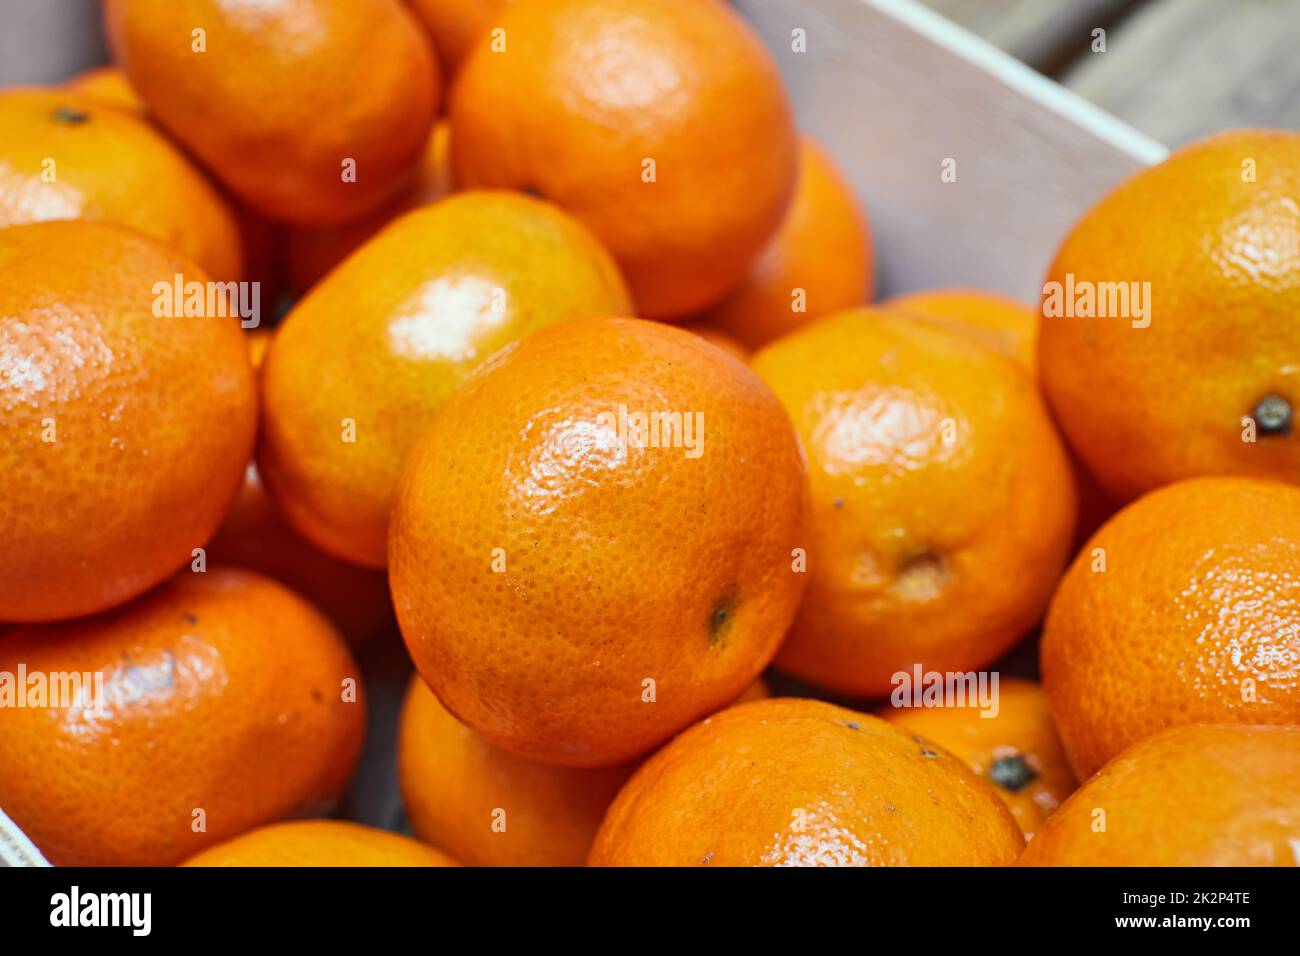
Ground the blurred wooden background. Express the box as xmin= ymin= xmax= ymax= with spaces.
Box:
xmin=3 ymin=0 xmax=1299 ymax=148
xmin=921 ymin=0 xmax=1300 ymax=146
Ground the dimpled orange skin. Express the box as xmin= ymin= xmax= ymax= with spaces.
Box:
xmin=752 ymin=309 xmax=1077 ymax=697
xmin=0 ymin=221 xmax=256 ymax=623
xmin=409 ymin=0 xmax=517 ymax=75
xmin=706 ymin=137 xmax=872 ymax=350
xmin=0 ymin=88 xmax=242 ymax=280
xmin=679 ymin=322 xmax=748 ymax=361
xmin=389 ymin=317 xmax=811 ymax=767
xmin=887 ymin=288 xmax=1038 ymax=375
xmin=881 ymin=678 xmax=1077 ymax=840
xmin=884 ymin=289 xmax=1119 ymax=544
xmin=0 ymin=568 xmax=365 ymax=867
xmin=1020 ymin=724 xmax=1300 ymax=866
xmin=1038 ymin=130 xmax=1300 ymax=504
xmin=284 ymin=120 xmax=455 ymax=294
xmin=260 ymin=191 xmax=631 ymax=569
xmin=183 ymin=820 xmax=458 ymax=867
xmin=398 ymin=674 xmax=767 ymax=866
xmin=450 ymin=0 xmax=797 ymax=318
xmin=1041 ymin=476 xmax=1300 ymax=780
xmin=399 ymin=676 xmax=634 ymax=866
xmin=105 ymin=0 xmax=439 ymax=225
xmin=590 ymin=699 xmax=1025 ymax=866
xmin=64 ymin=65 xmax=146 ymax=115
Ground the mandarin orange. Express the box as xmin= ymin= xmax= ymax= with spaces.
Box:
xmin=0 ymin=87 xmax=242 ymax=279
xmin=1038 ymin=130 xmax=1300 ymax=502
xmin=63 ymin=65 xmax=145 ymax=115
xmin=183 ymin=820 xmax=457 ymax=867
xmin=389 ymin=317 xmax=810 ymax=766
xmin=284 ymin=119 xmax=455 ymax=294
xmin=0 ymin=221 xmax=256 ymax=622
xmin=398 ymin=676 xmax=634 ymax=866
xmin=409 ymin=0 xmax=517 ymax=75
xmin=450 ymin=0 xmax=797 ymax=317
xmin=259 ymin=191 xmax=630 ymax=568
xmin=0 ymin=568 xmax=364 ymax=866
xmin=887 ymin=287 xmax=1037 ymax=374
xmin=1041 ymin=476 xmax=1300 ymax=779
xmin=1020 ymin=724 xmax=1300 ymax=866
xmin=752 ymin=309 xmax=1077 ymax=697
xmin=882 ymin=678 xmax=1077 ymax=839
xmin=706 ymin=136 xmax=872 ymax=349
xmin=105 ymin=0 xmax=439 ymax=224
xmin=590 ymin=698 xmax=1025 ymax=866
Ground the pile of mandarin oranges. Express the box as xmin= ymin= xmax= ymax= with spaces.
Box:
xmin=1 ymin=0 xmax=1298 ymax=868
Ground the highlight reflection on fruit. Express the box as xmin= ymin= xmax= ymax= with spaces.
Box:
xmin=0 ymin=0 xmax=1297 ymax=874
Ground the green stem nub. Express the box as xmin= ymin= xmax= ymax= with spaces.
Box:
xmin=53 ymin=106 xmax=90 ymax=125
xmin=989 ymin=754 xmax=1038 ymax=793
xmin=707 ymin=587 xmax=739 ymax=648
xmin=1254 ymin=394 xmax=1293 ymax=437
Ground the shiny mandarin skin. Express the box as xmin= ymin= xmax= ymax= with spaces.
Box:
xmin=63 ymin=65 xmax=146 ymax=115
xmin=450 ymin=0 xmax=797 ymax=318
xmin=1038 ymin=130 xmax=1300 ymax=503
xmin=886 ymin=288 xmax=1038 ymax=375
xmin=260 ymin=191 xmax=631 ymax=569
xmin=0 ymin=568 xmax=365 ymax=867
xmin=590 ymin=698 xmax=1026 ymax=866
xmin=706 ymin=137 xmax=873 ymax=349
xmin=882 ymin=678 xmax=1077 ymax=839
xmin=885 ymin=288 xmax=1119 ymax=543
xmin=389 ymin=317 xmax=811 ymax=767
xmin=284 ymin=119 xmax=455 ymax=294
xmin=0 ymin=87 xmax=242 ymax=280
xmin=409 ymin=0 xmax=517 ymax=75
xmin=1020 ymin=724 xmax=1300 ymax=866
xmin=752 ymin=309 xmax=1077 ymax=697
xmin=398 ymin=676 xmax=634 ymax=866
xmin=0 ymin=221 xmax=256 ymax=622
xmin=1041 ymin=476 xmax=1300 ymax=779
xmin=183 ymin=820 xmax=458 ymax=867
xmin=105 ymin=0 xmax=439 ymax=225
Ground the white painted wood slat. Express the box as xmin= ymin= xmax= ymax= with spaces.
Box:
xmin=736 ymin=0 xmax=1166 ymax=300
